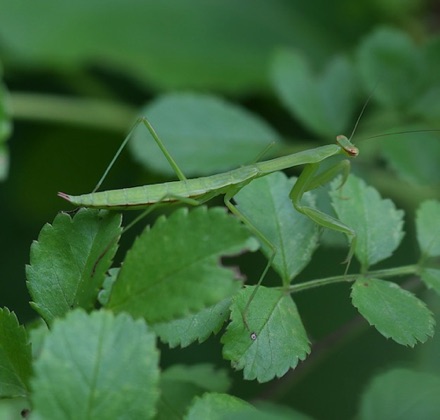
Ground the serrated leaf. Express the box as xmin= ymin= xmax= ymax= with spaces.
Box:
xmin=31 ymin=309 xmax=160 ymax=420
xmin=157 ymin=365 xmax=230 ymax=420
xmin=351 ymin=278 xmax=435 ymax=346
xmin=420 ymin=268 xmax=440 ymax=296
xmin=270 ymin=49 xmax=358 ymax=137
xmin=331 ymin=174 xmax=404 ymax=268
xmin=416 ymin=200 xmax=440 ymax=259
xmin=222 ymin=286 xmax=310 ymax=382
xmin=358 ymin=368 xmax=440 ymax=420
xmin=185 ymin=393 xmax=256 ymax=420
xmin=153 ymin=298 xmax=231 ymax=348
xmin=26 ymin=209 xmax=122 ymax=324
xmin=108 ymin=207 xmax=258 ymax=323
xmin=130 ymin=93 xmax=280 ymax=177
xmin=357 ymin=27 xmax=427 ymax=107
xmin=0 ymin=308 xmax=32 ymax=398
xmin=380 ymin=130 xmax=440 ymax=186
xmin=235 ymin=172 xmax=319 ymax=283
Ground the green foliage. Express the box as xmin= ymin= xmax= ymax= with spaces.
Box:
xmin=331 ymin=174 xmax=404 ymax=268
xmin=26 ymin=210 xmax=122 ymax=324
xmin=2 ymin=2 xmax=440 ymax=419
xmin=222 ymin=286 xmax=310 ymax=382
xmin=235 ymin=172 xmax=318 ymax=283
xmin=0 ymin=63 xmax=11 ymax=181
xmin=271 ymin=50 xmax=359 ymax=137
xmin=0 ymin=308 xmax=32 ymax=398
xmin=107 ymin=207 xmax=257 ymax=322
xmin=130 ymin=93 xmax=281 ymax=177
xmin=31 ymin=310 xmax=160 ymax=419
xmin=351 ymin=278 xmax=434 ymax=346
xmin=359 ymin=368 xmax=440 ymax=419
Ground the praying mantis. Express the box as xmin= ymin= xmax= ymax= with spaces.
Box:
xmin=59 ymin=118 xmax=359 ymax=260
xmin=58 ymin=115 xmax=360 ymax=335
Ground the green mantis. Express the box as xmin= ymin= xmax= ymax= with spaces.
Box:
xmin=59 ymin=117 xmax=359 ymax=334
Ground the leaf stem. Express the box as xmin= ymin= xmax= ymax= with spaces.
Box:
xmin=9 ymin=92 xmax=136 ymax=131
xmin=286 ymin=264 xmax=419 ymax=294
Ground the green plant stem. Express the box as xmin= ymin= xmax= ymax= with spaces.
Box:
xmin=286 ymin=264 xmax=418 ymax=294
xmin=9 ymin=92 xmax=136 ymax=131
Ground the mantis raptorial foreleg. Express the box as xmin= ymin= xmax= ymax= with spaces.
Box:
xmin=290 ymin=160 xmax=356 ymax=272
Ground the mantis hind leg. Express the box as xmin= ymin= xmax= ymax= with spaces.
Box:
xmin=290 ymin=161 xmax=356 ymax=274
xmin=93 ymin=117 xmax=187 ymax=194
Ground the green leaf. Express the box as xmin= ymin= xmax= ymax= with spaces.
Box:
xmin=31 ymin=310 xmax=160 ymax=420
xmin=410 ymin=86 xmax=440 ymax=121
xmin=0 ymin=308 xmax=32 ymax=398
xmin=416 ymin=200 xmax=440 ymax=259
xmin=235 ymin=172 xmax=319 ymax=283
xmin=0 ymin=74 xmax=11 ymax=181
xmin=351 ymin=278 xmax=434 ymax=346
xmin=331 ymin=174 xmax=404 ymax=268
xmin=0 ymin=2 xmax=372 ymax=93
xmin=357 ymin=27 xmax=427 ymax=108
xmin=153 ymin=298 xmax=231 ymax=348
xmin=26 ymin=209 xmax=122 ymax=324
xmin=108 ymin=207 xmax=258 ymax=323
xmin=157 ymin=365 xmax=230 ymax=420
xmin=380 ymin=129 xmax=440 ymax=186
xmin=185 ymin=393 xmax=256 ymax=420
xmin=130 ymin=93 xmax=280 ymax=177
xmin=420 ymin=268 xmax=440 ymax=296
xmin=254 ymin=402 xmax=313 ymax=420
xmin=358 ymin=368 xmax=440 ymax=420
xmin=270 ymin=49 xmax=358 ymax=137
xmin=222 ymin=286 xmax=310 ymax=382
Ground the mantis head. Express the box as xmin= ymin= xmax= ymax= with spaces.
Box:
xmin=336 ymin=135 xmax=359 ymax=157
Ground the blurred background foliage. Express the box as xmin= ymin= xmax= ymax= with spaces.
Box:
xmin=1 ymin=1 xmax=440 ymax=418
